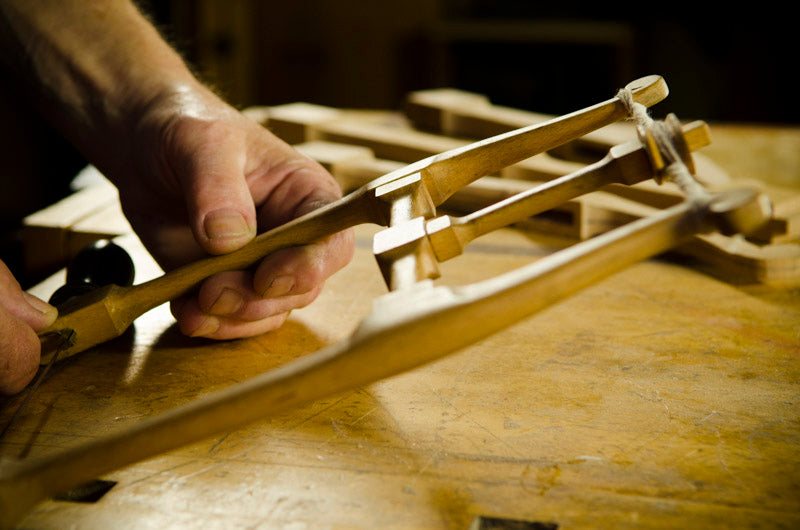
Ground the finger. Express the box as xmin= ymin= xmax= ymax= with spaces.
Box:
xmin=252 ymin=228 xmax=354 ymax=299
xmin=0 ymin=304 xmax=41 ymax=395
xmin=177 ymin=270 xmax=321 ymax=332
xmin=196 ymin=270 xmax=321 ymax=315
xmin=203 ymin=283 xmax=322 ymax=323
xmin=169 ymin=118 xmax=257 ymax=255
xmin=252 ymin=163 xmax=343 ymax=231
xmin=0 ymin=260 xmax=57 ymax=331
xmin=248 ymin=152 xmax=353 ymax=299
xmin=170 ymin=293 xmax=295 ymax=341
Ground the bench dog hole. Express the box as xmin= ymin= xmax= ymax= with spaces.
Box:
xmin=471 ymin=515 xmax=558 ymax=530
xmin=54 ymin=479 xmax=117 ymax=503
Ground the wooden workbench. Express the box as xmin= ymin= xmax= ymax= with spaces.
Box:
xmin=2 ymin=117 xmax=799 ymax=529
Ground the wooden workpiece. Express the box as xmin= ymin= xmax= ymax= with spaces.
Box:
xmin=21 ymin=176 xmax=131 ymax=280
xmin=4 ymin=79 xmax=799 ymax=529
xmin=259 ymin=101 xmax=588 ymax=180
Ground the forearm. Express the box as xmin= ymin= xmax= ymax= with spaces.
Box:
xmin=0 ymin=1 xmax=355 ymax=347
xmin=0 ymin=0 xmax=201 ymax=175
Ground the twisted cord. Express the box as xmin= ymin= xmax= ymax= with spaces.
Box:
xmin=617 ymin=88 xmax=654 ymax=128
xmin=617 ymin=88 xmax=709 ymax=203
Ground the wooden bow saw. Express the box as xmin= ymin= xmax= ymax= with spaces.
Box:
xmin=1 ymin=75 xmax=772 ymax=527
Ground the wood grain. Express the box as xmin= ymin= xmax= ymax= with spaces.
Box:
xmin=1 ymin=188 xmax=772 ymax=528
xmin=3 ymin=216 xmax=798 ymax=529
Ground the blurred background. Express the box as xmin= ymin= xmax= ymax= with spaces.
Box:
xmin=139 ymin=1 xmax=795 ymax=122
xmin=1 ymin=0 xmax=796 ymax=285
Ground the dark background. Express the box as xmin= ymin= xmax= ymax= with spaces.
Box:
xmin=2 ymin=0 xmax=795 ymax=284
xmin=142 ymin=1 xmax=795 ymax=123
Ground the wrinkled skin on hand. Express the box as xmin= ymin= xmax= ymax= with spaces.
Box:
xmin=115 ymin=84 xmax=354 ymax=340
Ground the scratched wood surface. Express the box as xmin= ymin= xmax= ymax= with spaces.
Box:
xmin=2 ymin=123 xmax=799 ymax=529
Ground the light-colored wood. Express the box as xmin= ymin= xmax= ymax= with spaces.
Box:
xmin=263 ymin=102 xmax=586 ymax=180
xmin=0 ymin=187 xmax=770 ymax=529
xmin=36 ymin=75 xmax=669 ymax=362
xmin=4 ymin=216 xmax=798 ymax=529
xmin=21 ymin=179 xmax=122 ymax=278
xmin=694 ymin=122 xmax=800 ymax=188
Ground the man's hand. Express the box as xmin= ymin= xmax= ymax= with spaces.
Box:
xmin=0 ymin=261 xmax=57 ymax=394
xmin=117 ymin=84 xmax=354 ymax=339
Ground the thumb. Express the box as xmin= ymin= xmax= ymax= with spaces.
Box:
xmin=0 ymin=304 xmax=41 ymax=395
xmin=0 ymin=261 xmax=57 ymax=331
xmin=176 ymin=123 xmax=257 ymax=255
xmin=0 ymin=260 xmax=55 ymax=394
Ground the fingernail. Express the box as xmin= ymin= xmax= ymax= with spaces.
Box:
xmin=204 ymin=208 xmax=252 ymax=241
xmin=23 ymin=292 xmax=58 ymax=325
xmin=189 ymin=316 xmax=220 ymax=337
xmin=261 ymin=275 xmax=295 ymax=298
xmin=208 ymin=288 xmax=243 ymax=316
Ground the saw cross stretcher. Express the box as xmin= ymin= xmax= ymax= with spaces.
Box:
xmin=1 ymin=75 xmax=771 ymax=527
